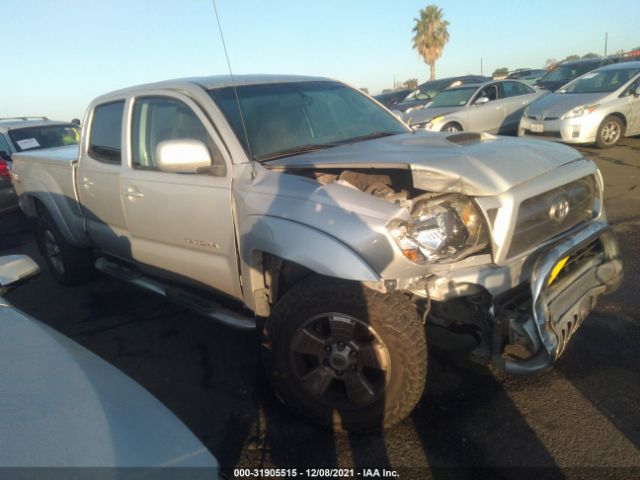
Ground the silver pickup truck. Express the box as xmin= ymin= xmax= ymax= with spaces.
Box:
xmin=11 ymin=75 xmax=623 ymax=432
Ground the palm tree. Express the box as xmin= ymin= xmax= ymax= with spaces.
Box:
xmin=412 ymin=5 xmax=450 ymax=80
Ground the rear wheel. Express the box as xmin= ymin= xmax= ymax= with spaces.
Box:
xmin=35 ymin=212 xmax=95 ymax=286
xmin=595 ymin=115 xmax=624 ymax=148
xmin=261 ymin=276 xmax=427 ymax=432
xmin=442 ymin=122 xmax=462 ymax=133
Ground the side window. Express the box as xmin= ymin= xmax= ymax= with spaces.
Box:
xmin=622 ymin=76 xmax=640 ymax=96
xmin=0 ymin=134 xmax=11 ymax=155
xmin=477 ymin=85 xmax=498 ymax=102
xmin=89 ymin=101 xmax=125 ymax=164
xmin=132 ymin=96 xmax=224 ymax=171
xmin=501 ymin=81 xmax=535 ymax=98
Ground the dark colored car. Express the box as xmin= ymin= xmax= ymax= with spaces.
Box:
xmin=536 ymin=56 xmax=640 ymax=91
xmin=392 ymin=75 xmax=490 ymax=112
xmin=508 ymin=68 xmax=546 ymax=80
xmin=373 ymin=88 xmax=413 ymax=108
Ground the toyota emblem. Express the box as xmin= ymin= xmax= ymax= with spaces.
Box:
xmin=549 ymin=195 xmax=570 ymax=222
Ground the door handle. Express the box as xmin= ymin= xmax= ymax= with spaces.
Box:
xmin=123 ymin=187 xmax=144 ymax=199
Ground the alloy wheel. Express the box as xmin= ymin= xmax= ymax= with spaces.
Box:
xmin=600 ymin=120 xmax=621 ymax=145
xmin=289 ymin=312 xmax=391 ymax=409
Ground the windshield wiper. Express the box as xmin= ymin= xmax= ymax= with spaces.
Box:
xmin=332 ymin=131 xmax=398 ymax=145
xmin=257 ymin=143 xmax=337 ymax=162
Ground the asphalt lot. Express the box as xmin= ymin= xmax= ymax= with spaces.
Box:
xmin=1 ymin=137 xmax=639 ymax=479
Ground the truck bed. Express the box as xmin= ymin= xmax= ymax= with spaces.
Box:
xmin=12 ymin=145 xmax=89 ymax=246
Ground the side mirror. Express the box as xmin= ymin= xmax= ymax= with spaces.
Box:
xmin=474 ymin=96 xmax=490 ymax=105
xmin=0 ymin=255 xmax=40 ymax=295
xmin=156 ymin=139 xmax=213 ymax=174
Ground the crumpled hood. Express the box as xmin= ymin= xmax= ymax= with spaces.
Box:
xmin=526 ymin=92 xmax=605 ymax=119
xmin=403 ymin=106 xmax=462 ymax=125
xmin=267 ymin=132 xmax=584 ymax=196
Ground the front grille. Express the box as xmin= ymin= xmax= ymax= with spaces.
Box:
xmin=508 ymin=176 xmax=597 ymax=258
xmin=526 ymin=115 xmax=558 ymax=121
xmin=524 ymin=129 xmax=562 ymax=138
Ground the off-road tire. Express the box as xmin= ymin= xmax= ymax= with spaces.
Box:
xmin=35 ymin=212 xmax=95 ymax=286
xmin=261 ymin=276 xmax=427 ymax=432
xmin=595 ymin=115 xmax=624 ymax=148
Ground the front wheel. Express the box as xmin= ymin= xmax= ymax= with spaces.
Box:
xmin=261 ymin=276 xmax=427 ymax=432
xmin=442 ymin=122 xmax=462 ymax=133
xmin=595 ymin=115 xmax=624 ymax=148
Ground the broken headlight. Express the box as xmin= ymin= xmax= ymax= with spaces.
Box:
xmin=388 ymin=194 xmax=489 ymax=263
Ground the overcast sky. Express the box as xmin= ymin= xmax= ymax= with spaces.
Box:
xmin=2 ymin=0 xmax=638 ymax=119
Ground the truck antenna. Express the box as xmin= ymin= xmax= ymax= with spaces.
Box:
xmin=211 ymin=0 xmax=254 ymax=165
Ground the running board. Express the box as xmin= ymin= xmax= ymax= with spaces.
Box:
xmin=95 ymin=258 xmax=256 ymax=331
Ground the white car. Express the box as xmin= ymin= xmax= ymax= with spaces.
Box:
xmin=0 ymin=255 xmax=220 ymax=475
xmin=519 ymin=61 xmax=640 ymax=148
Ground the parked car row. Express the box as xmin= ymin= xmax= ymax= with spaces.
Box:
xmin=398 ymin=61 xmax=640 ymax=148
xmin=374 ymin=75 xmax=489 ymax=112
xmin=400 ymin=79 xmax=543 ymax=134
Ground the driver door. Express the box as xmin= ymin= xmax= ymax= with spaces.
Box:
xmin=119 ymin=93 xmax=242 ymax=300
xmin=467 ymin=84 xmax=506 ymax=133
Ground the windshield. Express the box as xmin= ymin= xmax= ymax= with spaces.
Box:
xmin=560 ymin=68 xmax=640 ymax=94
xmin=428 ymin=87 xmax=476 ymax=107
xmin=208 ymin=81 xmax=408 ymax=161
xmin=541 ymin=62 xmax=598 ymax=83
xmin=9 ymin=124 xmax=80 ymax=152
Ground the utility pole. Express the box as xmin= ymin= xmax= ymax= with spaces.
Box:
xmin=480 ymin=57 xmax=483 ymax=76
xmin=393 ymin=75 xmax=396 ymax=90
xmin=604 ymin=32 xmax=608 ymax=56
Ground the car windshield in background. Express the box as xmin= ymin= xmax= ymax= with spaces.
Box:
xmin=428 ymin=87 xmax=476 ymax=107
xmin=560 ymin=68 xmax=640 ymax=94
xmin=9 ymin=125 xmax=80 ymax=152
xmin=541 ymin=63 xmax=598 ymax=83
xmin=208 ymin=81 xmax=408 ymax=161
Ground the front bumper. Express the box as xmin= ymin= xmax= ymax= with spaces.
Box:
xmin=494 ymin=221 xmax=623 ymax=374
xmin=518 ymin=113 xmax=602 ymax=144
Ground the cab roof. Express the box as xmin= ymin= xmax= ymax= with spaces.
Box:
xmin=100 ymin=74 xmax=333 ymax=98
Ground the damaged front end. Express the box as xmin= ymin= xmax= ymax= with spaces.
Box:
xmin=263 ymin=157 xmax=622 ymax=375
xmin=494 ymin=222 xmax=622 ymax=374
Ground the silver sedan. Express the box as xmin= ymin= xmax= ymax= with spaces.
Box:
xmin=401 ymin=80 xmax=544 ymax=134
xmin=518 ymin=61 xmax=640 ymax=148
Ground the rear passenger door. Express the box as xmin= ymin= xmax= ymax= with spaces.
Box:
xmin=500 ymin=81 xmax=538 ymax=133
xmin=77 ymin=100 xmax=132 ymax=259
xmin=119 ymin=93 xmax=242 ymax=300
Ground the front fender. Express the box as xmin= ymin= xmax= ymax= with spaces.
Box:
xmin=242 ymin=215 xmax=380 ymax=283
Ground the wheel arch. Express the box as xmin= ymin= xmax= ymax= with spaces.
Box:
xmin=240 ymin=216 xmax=381 ymax=315
xmin=605 ymin=112 xmax=628 ymax=133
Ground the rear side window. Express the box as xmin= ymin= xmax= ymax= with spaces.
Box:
xmin=501 ymin=81 xmax=535 ymax=97
xmin=0 ymin=134 xmax=11 ymax=155
xmin=89 ymin=101 xmax=125 ymax=164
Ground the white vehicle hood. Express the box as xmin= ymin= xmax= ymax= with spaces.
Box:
xmin=526 ymin=92 xmax=606 ymax=119
xmin=267 ymin=132 xmax=584 ymax=196
xmin=0 ymin=302 xmax=219 ymax=470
